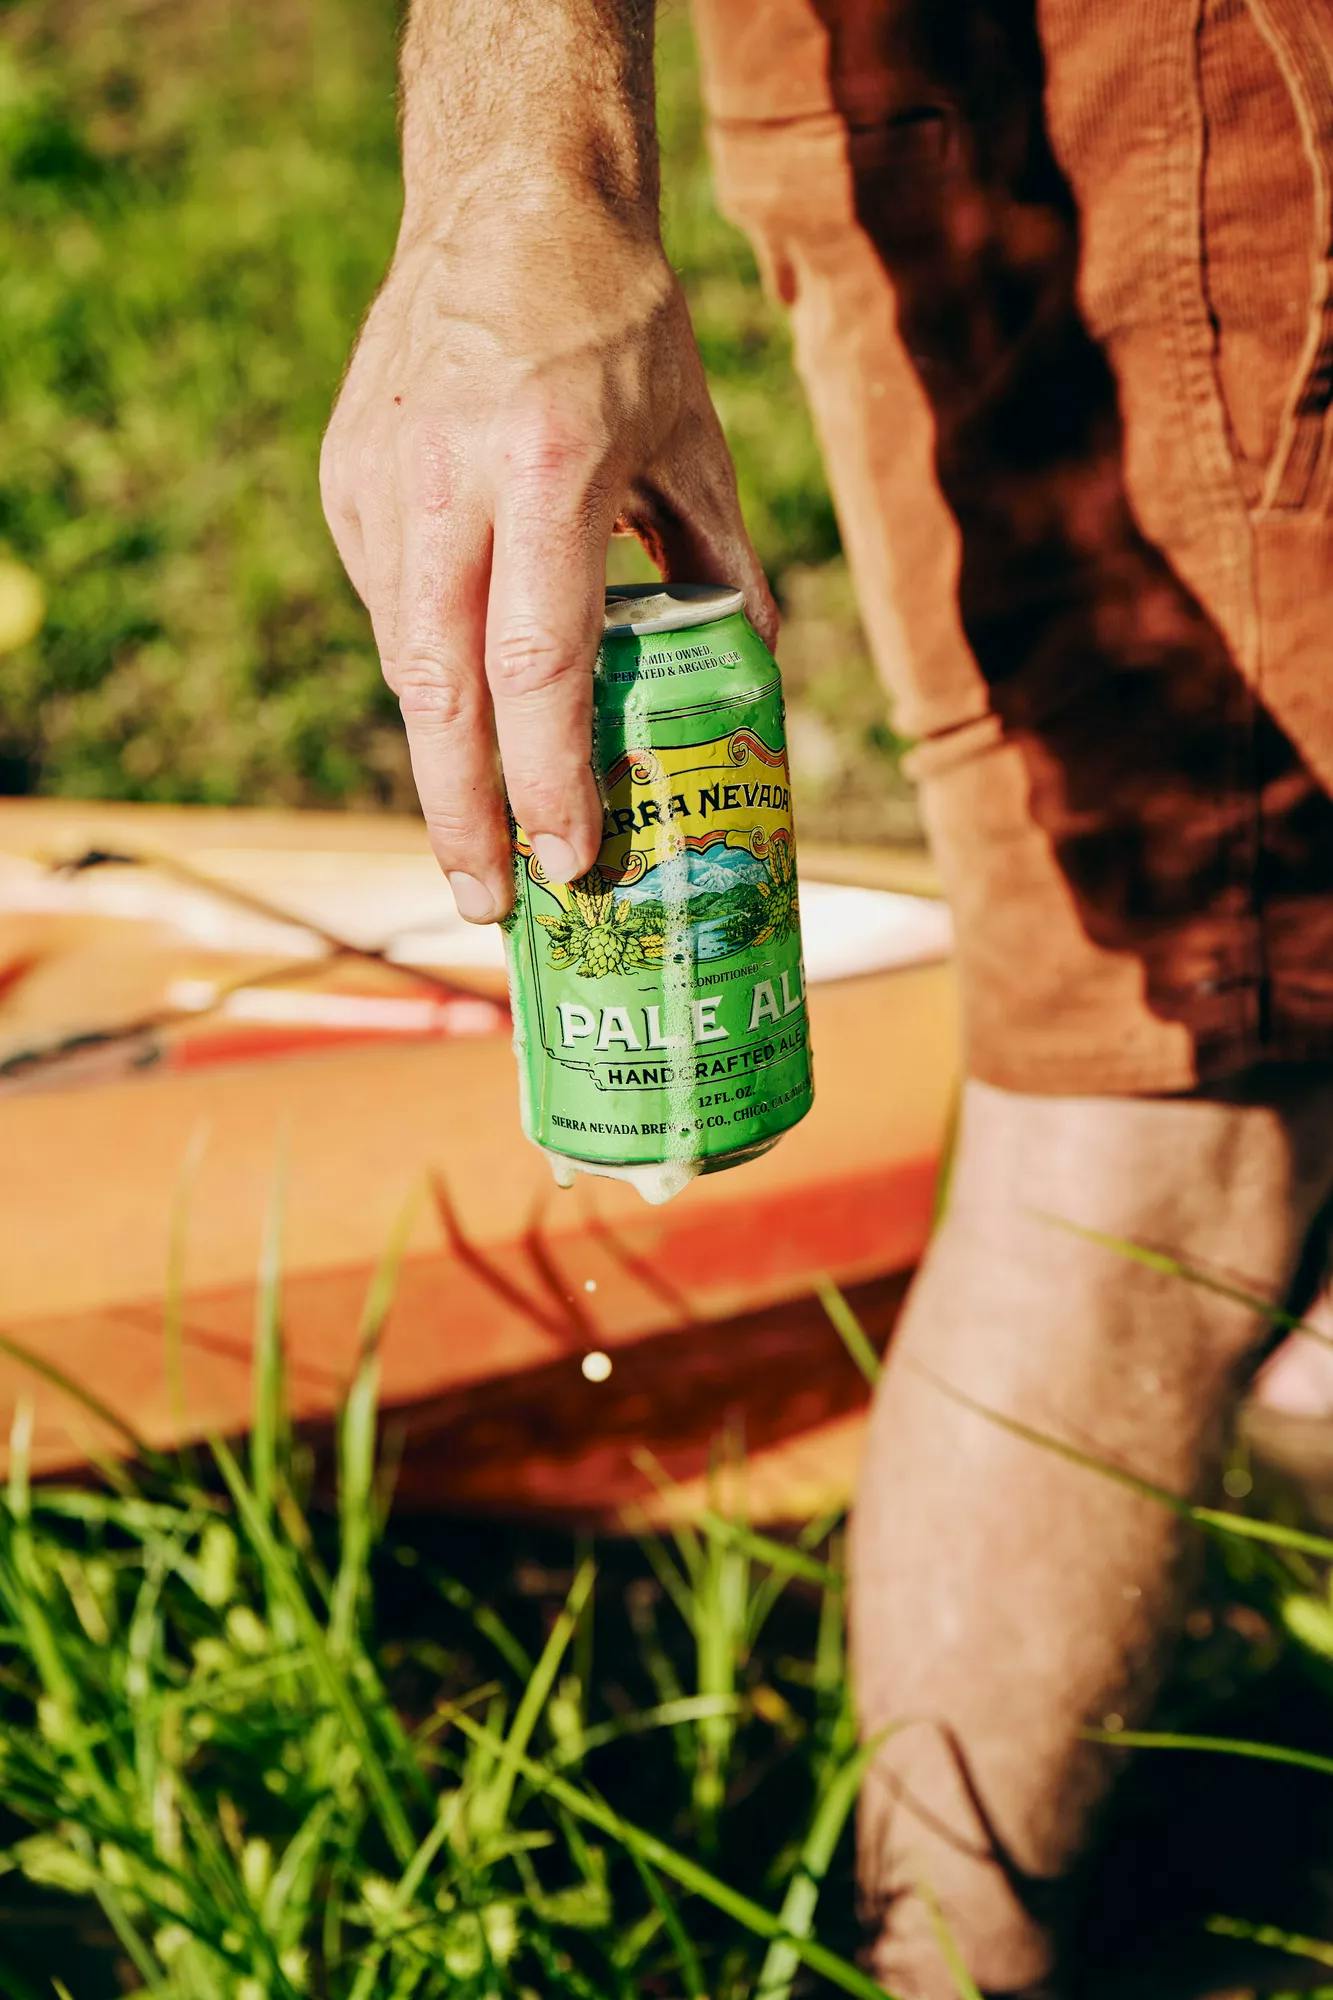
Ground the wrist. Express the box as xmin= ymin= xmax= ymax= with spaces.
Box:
xmin=398 ymin=156 xmax=664 ymax=266
xmin=399 ymin=1 xmax=659 ymax=245
xmin=401 ymin=136 xmax=660 ymax=240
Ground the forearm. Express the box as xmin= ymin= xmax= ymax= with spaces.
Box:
xmin=400 ymin=0 xmax=659 ymax=241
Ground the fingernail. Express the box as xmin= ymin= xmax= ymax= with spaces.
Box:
xmin=531 ymin=834 xmax=579 ymax=884
xmin=448 ymin=872 xmax=497 ymax=923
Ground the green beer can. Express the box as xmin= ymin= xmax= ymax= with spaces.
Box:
xmin=503 ymin=583 xmax=814 ymax=1204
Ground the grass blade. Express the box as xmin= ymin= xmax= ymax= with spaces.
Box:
xmin=552 ymin=1693 xmax=743 ymax=1768
xmin=171 ymin=1780 xmax=302 ymax=1996
xmin=330 ymin=1188 xmax=421 ymax=1657
xmin=626 ymin=1516 xmax=699 ymax=1628
xmin=699 ymin=1512 xmax=843 ymax=1592
xmin=623 ymin=1844 xmax=708 ymax=2000
xmin=1083 ymin=1726 xmax=1333 ymax=1781
xmin=812 ymin=1531 xmax=854 ymax=1765
xmin=817 ymin=1280 xmax=882 ymax=1389
xmin=930 ymin=1087 xmax=960 ymax=1229
xmin=163 ymin=1123 xmax=209 ymax=1449
xmin=251 ymin=1148 xmax=289 ymax=1525
xmin=917 ymin=1879 xmax=984 ymax=2000
xmin=206 ymin=1431 xmax=416 ymax=1865
xmin=0 ymin=1515 xmax=116 ymax=1820
xmin=469 ymin=1559 xmax=595 ymax=1841
xmin=918 ymin=1365 xmax=1333 ymax=1563
xmin=262 ymin=1797 xmax=338 ymax=1943
xmin=0 ymin=1328 xmax=162 ymax=1468
xmin=415 ymin=1562 xmax=534 ymax=1681
xmin=347 ymin=1791 xmax=461 ymax=2000
xmin=446 ymin=1711 xmax=899 ymax=2000
xmin=1037 ymin=1216 xmax=1333 ymax=1349
xmin=91 ymin=1877 xmax=161 ymax=1987
xmin=629 ymin=1448 xmax=705 ymax=1583
xmin=7 ymin=1400 xmax=33 ymax=1521
xmin=1205 ymin=1914 xmax=1333 ymax=1968
xmin=757 ymin=1735 xmax=881 ymax=2000
xmin=692 ymin=1478 xmax=754 ymax=1851
xmin=747 ymin=1505 xmax=846 ymax=1655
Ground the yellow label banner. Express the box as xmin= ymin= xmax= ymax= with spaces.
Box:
xmin=517 ymin=726 xmax=794 ymax=906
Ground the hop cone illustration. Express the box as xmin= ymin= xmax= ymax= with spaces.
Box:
xmin=536 ymin=869 xmax=666 ymax=978
xmin=750 ymin=841 xmax=799 ymax=946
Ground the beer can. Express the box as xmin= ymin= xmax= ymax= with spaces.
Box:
xmin=503 ymin=583 xmax=814 ymax=1204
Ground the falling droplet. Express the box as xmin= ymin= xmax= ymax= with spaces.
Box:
xmin=581 ymin=1350 xmax=613 ymax=1383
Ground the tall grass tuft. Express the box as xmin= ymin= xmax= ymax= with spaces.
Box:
xmin=0 ymin=1211 xmax=887 ymax=1999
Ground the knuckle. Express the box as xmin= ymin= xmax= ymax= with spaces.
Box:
xmin=320 ymin=417 xmax=398 ymax=538
xmin=402 ymin=424 xmax=459 ymax=513
xmin=487 ymin=621 xmax=580 ymax=698
xmin=388 ymin=649 xmax=470 ymax=729
xmin=321 ymin=420 xmax=392 ymax=507
xmin=509 ymin=773 xmax=571 ymax=830
xmin=422 ymin=805 xmax=480 ymax=851
xmin=502 ymin=409 xmax=608 ymax=498
xmin=355 ymin=431 xmax=393 ymax=493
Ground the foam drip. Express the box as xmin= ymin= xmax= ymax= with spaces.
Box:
xmin=540 ymin=1149 xmax=701 ymax=1205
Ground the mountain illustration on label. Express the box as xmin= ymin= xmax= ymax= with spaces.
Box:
xmin=614 ymin=844 xmax=766 ymax=906
xmin=605 ymin=842 xmax=798 ymax=966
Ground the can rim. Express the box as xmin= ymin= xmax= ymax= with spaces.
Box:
xmin=603 ymin=582 xmax=745 ymax=637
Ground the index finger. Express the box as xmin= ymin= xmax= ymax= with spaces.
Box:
xmin=485 ymin=472 xmax=609 ymax=888
xmin=394 ymin=507 xmax=514 ymax=921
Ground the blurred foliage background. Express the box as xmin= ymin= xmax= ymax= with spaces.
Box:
xmin=0 ymin=0 xmax=915 ymax=844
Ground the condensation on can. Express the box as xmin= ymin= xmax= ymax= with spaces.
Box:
xmin=503 ymin=583 xmax=814 ymax=1204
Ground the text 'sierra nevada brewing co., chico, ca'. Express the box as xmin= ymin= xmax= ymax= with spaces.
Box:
xmin=503 ymin=582 xmax=815 ymax=1205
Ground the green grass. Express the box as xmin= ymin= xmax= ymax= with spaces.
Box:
xmin=7 ymin=1233 xmax=1333 ymax=1995
xmin=0 ymin=0 xmax=908 ymax=837
xmin=0 ymin=1203 xmax=882 ymax=1999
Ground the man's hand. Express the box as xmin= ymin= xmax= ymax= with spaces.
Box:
xmin=319 ymin=3 xmax=774 ymax=924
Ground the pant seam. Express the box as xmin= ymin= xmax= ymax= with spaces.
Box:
xmin=1159 ymin=0 xmax=1257 ymax=601
xmin=1246 ymin=0 xmax=1333 ymax=515
xmin=1160 ymin=0 xmax=1265 ymax=1054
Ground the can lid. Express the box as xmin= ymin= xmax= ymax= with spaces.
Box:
xmin=603 ymin=582 xmax=745 ymax=637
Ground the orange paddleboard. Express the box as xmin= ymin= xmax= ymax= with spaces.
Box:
xmin=0 ymin=799 xmax=957 ymax=1525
